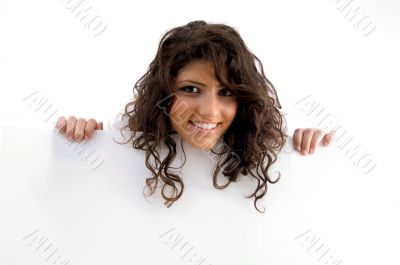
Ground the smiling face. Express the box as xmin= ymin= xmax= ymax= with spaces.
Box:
xmin=169 ymin=60 xmax=238 ymax=150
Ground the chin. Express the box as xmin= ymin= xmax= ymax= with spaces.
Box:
xmin=189 ymin=139 xmax=217 ymax=151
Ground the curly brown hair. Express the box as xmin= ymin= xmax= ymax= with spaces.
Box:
xmin=121 ymin=20 xmax=288 ymax=213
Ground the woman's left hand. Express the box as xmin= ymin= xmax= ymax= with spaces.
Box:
xmin=293 ymin=128 xmax=335 ymax=155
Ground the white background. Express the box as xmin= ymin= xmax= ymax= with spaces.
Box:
xmin=1 ymin=0 xmax=400 ymax=262
xmin=1 ymin=0 xmax=400 ymax=148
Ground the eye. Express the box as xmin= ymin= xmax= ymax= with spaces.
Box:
xmin=219 ymin=88 xmax=234 ymax=97
xmin=181 ymin=86 xmax=200 ymax=94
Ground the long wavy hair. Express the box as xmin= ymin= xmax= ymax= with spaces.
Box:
xmin=121 ymin=20 xmax=288 ymax=213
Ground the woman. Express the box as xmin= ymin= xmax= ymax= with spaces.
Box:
xmin=55 ymin=21 xmax=334 ymax=212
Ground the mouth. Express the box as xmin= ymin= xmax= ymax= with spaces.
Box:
xmin=188 ymin=120 xmax=221 ymax=132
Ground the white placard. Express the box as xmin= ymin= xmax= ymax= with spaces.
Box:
xmin=0 ymin=127 xmax=397 ymax=265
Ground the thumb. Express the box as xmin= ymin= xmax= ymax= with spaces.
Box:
xmin=323 ymin=130 xmax=335 ymax=146
xmin=96 ymin=121 xmax=103 ymax=130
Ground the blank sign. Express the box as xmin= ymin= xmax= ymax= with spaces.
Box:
xmin=0 ymin=127 xmax=398 ymax=265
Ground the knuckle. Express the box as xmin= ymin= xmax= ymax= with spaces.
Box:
xmin=75 ymin=132 xmax=84 ymax=139
xmin=85 ymin=127 xmax=94 ymax=134
xmin=68 ymin=116 xmax=77 ymax=122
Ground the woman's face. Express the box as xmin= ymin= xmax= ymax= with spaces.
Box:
xmin=169 ymin=60 xmax=238 ymax=150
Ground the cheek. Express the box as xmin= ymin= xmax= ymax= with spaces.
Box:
xmin=224 ymin=101 xmax=238 ymax=122
xmin=169 ymin=97 xmax=193 ymax=124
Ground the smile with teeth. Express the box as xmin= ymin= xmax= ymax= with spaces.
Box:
xmin=189 ymin=120 xmax=220 ymax=130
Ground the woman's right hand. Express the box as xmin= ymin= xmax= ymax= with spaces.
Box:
xmin=55 ymin=116 xmax=103 ymax=142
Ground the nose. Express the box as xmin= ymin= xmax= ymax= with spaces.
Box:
xmin=197 ymin=91 xmax=220 ymax=119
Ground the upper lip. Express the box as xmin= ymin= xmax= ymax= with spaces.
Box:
xmin=190 ymin=120 xmax=220 ymax=124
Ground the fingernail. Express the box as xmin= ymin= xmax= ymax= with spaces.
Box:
xmin=309 ymin=148 xmax=314 ymax=154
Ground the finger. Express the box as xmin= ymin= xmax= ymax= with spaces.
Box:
xmin=65 ymin=116 xmax=77 ymax=140
xmin=300 ymin=128 xmax=315 ymax=155
xmin=309 ymin=129 xmax=325 ymax=153
xmin=292 ymin=128 xmax=304 ymax=152
xmin=96 ymin=121 xmax=103 ymax=130
xmin=323 ymin=129 xmax=336 ymax=146
xmin=55 ymin=116 xmax=67 ymax=134
xmin=84 ymin=119 xmax=98 ymax=140
xmin=74 ymin=118 xmax=87 ymax=143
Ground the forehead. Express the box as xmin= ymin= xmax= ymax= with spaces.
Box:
xmin=176 ymin=60 xmax=216 ymax=80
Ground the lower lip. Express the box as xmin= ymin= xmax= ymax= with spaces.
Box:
xmin=189 ymin=121 xmax=219 ymax=135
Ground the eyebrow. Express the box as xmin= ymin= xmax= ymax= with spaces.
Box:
xmin=176 ymin=79 xmax=222 ymax=88
xmin=176 ymin=79 xmax=206 ymax=86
